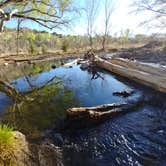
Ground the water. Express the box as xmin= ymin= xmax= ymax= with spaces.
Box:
xmin=0 ymin=60 xmax=166 ymax=165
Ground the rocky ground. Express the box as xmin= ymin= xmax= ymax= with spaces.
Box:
xmin=0 ymin=131 xmax=63 ymax=166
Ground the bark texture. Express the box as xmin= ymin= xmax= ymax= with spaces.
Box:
xmin=95 ymin=56 xmax=166 ymax=93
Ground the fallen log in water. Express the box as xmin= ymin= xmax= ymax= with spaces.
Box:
xmin=65 ymin=102 xmax=137 ymax=130
xmin=113 ymin=90 xmax=134 ymax=97
xmin=95 ymin=56 xmax=166 ymax=93
xmin=110 ymin=58 xmax=166 ymax=77
xmin=63 ymin=59 xmax=78 ymax=67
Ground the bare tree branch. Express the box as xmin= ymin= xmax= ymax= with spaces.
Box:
xmin=0 ymin=0 xmax=28 ymax=8
xmin=133 ymin=0 xmax=166 ymax=29
xmin=0 ymin=0 xmax=74 ymax=32
xmin=84 ymin=0 xmax=100 ymax=48
xmin=102 ymin=0 xmax=115 ymax=51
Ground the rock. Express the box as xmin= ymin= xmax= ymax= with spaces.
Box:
xmin=109 ymin=48 xmax=118 ymax=52
xmin=4 ymin=62 xmax=8 ymax=66
xmin=27 ymin=60 xmax=32 ymax=64
xmin=51 ymin=64 xmax=57 ymax=69
xmin=12 ymin=131 xmax=37 ymax=166
xmin=2 ymin=131 xmax=64 ymax=166
xmin=157 ymin=130 xmax=164 ymax=134
xmin=38 ymin=143 xmax=63 ymax=166
xmin=16 ymin=62 xmax=21 ymax=66
xmin=53 ymin=133 xmax=64 ymax=146
xmin=80 ymin=62 xmax=90 ymax=70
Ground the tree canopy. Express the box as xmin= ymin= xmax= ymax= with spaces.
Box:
xmin=0 ymin=0 xmax=73 ymax=31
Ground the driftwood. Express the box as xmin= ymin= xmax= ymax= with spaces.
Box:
xmin=65 ymin=102 xmax=136 ymax=129
xmin=67 ymin=102 xmax=126 ymax=117
xmin=113 ymin=91 xmax=134 ymax=97
xmin=95 ymin=56 xmax=166 ymax=93
xmin=63 ymin=59 xmax=78 ymax=67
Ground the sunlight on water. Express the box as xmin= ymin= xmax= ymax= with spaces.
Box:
xmin=0 ymin=60 xmax=166 ymax=165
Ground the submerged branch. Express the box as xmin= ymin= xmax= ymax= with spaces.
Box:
xmin=23 ymin=76 xmax=63 ymax=96
xmin=0 ymin=74 xmax=63 ymax=102
xmin=0 ymin=80 xmax=20 ymax=99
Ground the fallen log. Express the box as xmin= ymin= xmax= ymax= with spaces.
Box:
xmin=65 ymin=102 xmax=136 ymax=130
xmin=113 ymin=90 xmax=134 ymax=98
xmin=110 ymin=58 xmax=166 ymax=77
xmin=63 ymin=59 xmax=78 ymax=67
xmin=95 ymin=56 xmax=166 ymax=93
xmin=67 ymin=102 xmax=126 ymax=117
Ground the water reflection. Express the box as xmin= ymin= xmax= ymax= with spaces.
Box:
xmin=0 ymin=60 xmax=166 ymax=165
xmin=1 ymin=83 xmax=78 ymax=141
xmin=62 ymin=92 xmax=166 ymax=166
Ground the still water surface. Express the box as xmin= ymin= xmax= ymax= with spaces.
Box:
xmin=0 ymin=60 xmax=165 ymax=166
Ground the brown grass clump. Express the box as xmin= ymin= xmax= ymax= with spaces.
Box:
xmin=0 ymin=124 xmax=16 ymax=166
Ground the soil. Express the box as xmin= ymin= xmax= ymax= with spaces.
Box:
xmin=1 ymin=41 xmax=165 ymax=66
xmin=114 ymin=41 xmax=166 ymax=65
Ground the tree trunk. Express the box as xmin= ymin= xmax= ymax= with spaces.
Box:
xmin=89 ymin=35 xmax=93 ymax=49
xmin=16 ymin=19 xmax=22 ymax=55
xmin=0 ymin=20 xmax=4 ymax=32
xmin=102 ymin=36 xmax=106 ymax=51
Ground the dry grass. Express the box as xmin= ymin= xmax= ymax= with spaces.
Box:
xmin=0 ymin=124 xmax=16 ymax=166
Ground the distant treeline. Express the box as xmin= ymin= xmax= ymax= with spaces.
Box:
xmin=0 ymin=27 xmax=165 ymax=55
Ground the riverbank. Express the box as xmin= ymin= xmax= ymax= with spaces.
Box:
xmin=0 ymin=131 xmax=63 ymax=166
xmin=1 ymin=41 xmax=165 ymax=67
xmin=115 ymin=41 xmax=166 ymax=66
xmin=0 ymin=55 xmax=166 ymax=165
xmin=0 ymin=40 xmax=150 ymax=66
xmin=0 ymin=50 xmax=84 ymax=66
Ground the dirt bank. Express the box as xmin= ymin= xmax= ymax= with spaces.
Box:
xmin=115 ymin=41 xmax=166 ymax=66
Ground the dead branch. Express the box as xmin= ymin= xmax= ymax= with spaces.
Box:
xmin=65 ymin=102 xmax=137 ymax=130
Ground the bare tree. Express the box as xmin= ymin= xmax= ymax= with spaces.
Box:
xmin=0 ymin=0 xmax=74 ymax=32
xmin=84 ymin=0 xmax=100 ymax=48
xmin=16 ymin=18 xmax=24 ymax=54
xmin=133 ymin=0 xmax=166 ymax=28
xmin=102 ymin=0 xmax=115 ymax=51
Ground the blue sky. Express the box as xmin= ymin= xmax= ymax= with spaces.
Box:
xmin=5 ymin=0 xmax=165 ymax=36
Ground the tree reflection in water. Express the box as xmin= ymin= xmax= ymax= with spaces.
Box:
xmin=0 ymin=70 xmax=78 ymax=142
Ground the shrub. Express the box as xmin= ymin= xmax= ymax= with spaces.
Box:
xmin=0 ymin=124 xmax=15 ymax=165
xmin=28 ymin=42 xmax=38 ymax=56
xmin=41 ymin=44 xmax=48 ymax=54
xmin=61 ymin=40 xmax=69 ymax=52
